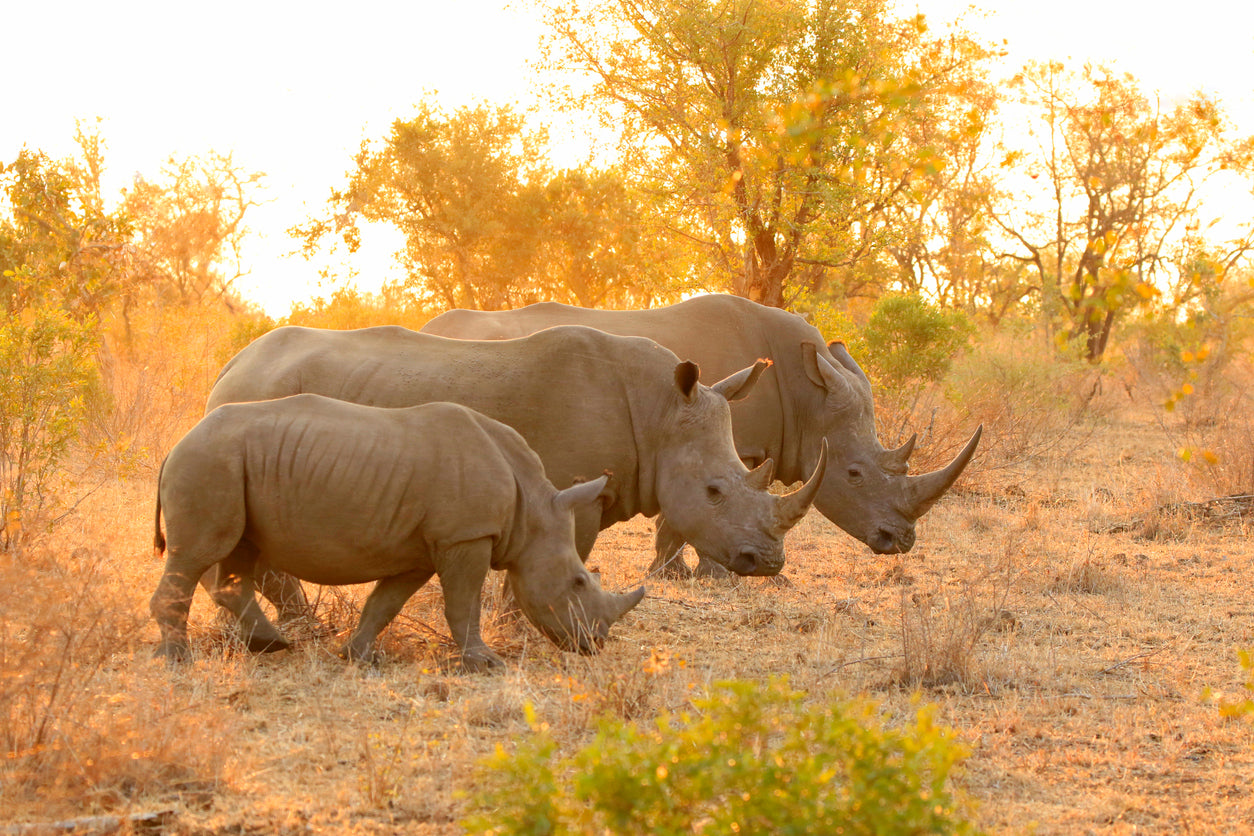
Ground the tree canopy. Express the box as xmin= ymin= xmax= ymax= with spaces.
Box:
xmin=296 ymin=102 xmax=677 ymax=310
xmin=537 ymin=0 xmax=996 ymax=307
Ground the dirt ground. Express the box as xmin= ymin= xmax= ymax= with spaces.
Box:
xmin=3 ymin=396 xmax=1252 ymax=834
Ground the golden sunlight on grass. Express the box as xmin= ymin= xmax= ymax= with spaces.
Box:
xmin=3 ymin=380 xmax=1254 ymax=833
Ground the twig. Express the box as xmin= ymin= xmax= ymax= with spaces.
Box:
xmin=812 ymin=653 xmax=903 ymax=683
xmin=1096 ymin=493 xmax=1254 ymax=533
xmin=1098 ymin=647 xmax=1167 ymax=676
xmin=46 ymin=478 xmax=111 ymax=528
xmin=1058 ymin=692 xmax=1140 ymax=700
xmin=647 ymin=595 xmax=706 ymax=611
xmin=2 ymin=810 xmax=175 ymax=835
xmin=1044 ymin=589 xmax=1111 ymax=627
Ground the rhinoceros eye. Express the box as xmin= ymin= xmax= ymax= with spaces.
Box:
xmin=706 ymin=483 xmax=725 ymax=504
xmin=847 ymin=466 xmax=864 ymax=484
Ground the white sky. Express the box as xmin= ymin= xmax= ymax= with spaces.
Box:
xmin=5 ymin=0 xmax=1253 ymax=315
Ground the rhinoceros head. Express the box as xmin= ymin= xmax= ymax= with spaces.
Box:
xmin=652 ymin=360 xmax=827 ymax=576
xmin=799 ymin=341 xmax=982 ymax=554
xmin=508 ymin=476 xmax=646 ymax=653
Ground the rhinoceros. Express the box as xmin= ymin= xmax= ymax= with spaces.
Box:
xmin=204 ymin=324 xmax=826 ymax=615
xmin=422 ymin=295 xmax=981 ymax=575
xmin=151 ymin=396 xmax=646 ymax=671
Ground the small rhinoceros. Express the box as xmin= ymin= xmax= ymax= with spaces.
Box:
xmin=149 ymin=395 xmax=646 ymax=671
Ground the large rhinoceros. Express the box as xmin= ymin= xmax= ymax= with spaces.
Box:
xmin=422 ymin=295 xmax=981 ymax=574
xmin=205 ymin=324 xmax=826 ymax=609
xmin=151 ymin=396 xmax=646 ymax=671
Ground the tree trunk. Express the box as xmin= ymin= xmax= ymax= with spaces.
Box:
xmin=741 ymin=232 xmax=791 ymax=308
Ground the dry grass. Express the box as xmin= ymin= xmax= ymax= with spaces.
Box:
xmin=3 ymin=393 xmax=1254 ymax=834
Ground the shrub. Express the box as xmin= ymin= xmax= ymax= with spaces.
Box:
xmin=283 ymin=283 xmax=432 ymax=332
xmin=942 ymin=321 xmax=1099 ymax=472
xmin=860 ymin=293 xmax=976 ymax=412
xmin=87 ymin=299 xmax=251 ymax=475
xmin=464 ymin=677 xmax=978 ymax=835
xmin=0 ymin=545 xmax=233 ymax=811
xmin=0 ymin=295 xmax=97 ymax=550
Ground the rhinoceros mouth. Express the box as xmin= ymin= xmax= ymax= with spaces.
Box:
xmin=866 ymin=526 xmax=916 ymax=554
xmin=544 ymin=626 xmax=603 ymax=655
xmin=724 ymin=547 xmax=785 ymax=576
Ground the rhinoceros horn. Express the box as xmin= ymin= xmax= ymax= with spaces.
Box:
xmin=777 ymin=438 xmax=828 ymax=526
xmin=905 ymin=425 xmax=983 ymax=516
xmin=882 ymin=433 xmax=917 ymax=473
xmin=745 ymin=457 xmax=776 ymax=490
xmin=609 ymin=585 xmax=647 ymax=620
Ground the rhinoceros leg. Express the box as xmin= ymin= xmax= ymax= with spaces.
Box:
xmin=343 ymin=566 xmax=435 ymax=663
xmin=151 ymin=562 xmax=200 ymax=661
xmin=436 ymin=539 xmax=505 ymax=673
xmin=647 ymin=517 xmax=695 ymax=579
xmin=253 ymin=560 xmax=313 ymax=624
xmin=208 ymin=542 xmax=290 ymax=654
xmin=691 ymin=554 xmax=732 ymax=579
xmin=153 ymin=542 xmax=241 ymax=661
xmin=199 ymin=561 xmax=313 ymax=628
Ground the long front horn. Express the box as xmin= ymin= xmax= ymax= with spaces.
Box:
xmin=777 ymin=438 xmax=828 ymax=527
xmin=906 ymin=425 xmax=983 ymax=515
xmin=610 ymin=585 xmax=647 ymax=620
xmin=883 ymin=433 xmax=917 ymax=472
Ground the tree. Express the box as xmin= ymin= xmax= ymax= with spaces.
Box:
xmin=532 ymin=167 xmax=683 ymax=307
xmin=298 ymin=101 xmax=669 ymax=310
xmin=0 ymin=131 xmax=119 ymax=549
xmin=990 ymin=62 xmax=1254 ymax=361
xmin=123 ymin=151 xmax=265 ymax=306
xmin=538 ymin=0 xmax=995 ymax=307
xmin=0 ymin=128 xmax=132 ymax=320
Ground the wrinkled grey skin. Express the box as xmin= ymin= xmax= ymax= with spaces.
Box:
xmin=151 ymin=397 xmax=646 ymax=671
xmin=204 ymin=324 xmax=826 ymax=617
xmin=423 ymin=295 xmax=981 ymax=575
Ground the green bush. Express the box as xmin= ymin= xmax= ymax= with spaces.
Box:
xmin=464 ymin=678 xmax=978 ymax=835
xmin=0 ymin=292 xmax=96 ymax=550
xmin=789 ymin=290 xmax=867 ymax=357
xmin=860 ymin=293 xmax=975 ymax=398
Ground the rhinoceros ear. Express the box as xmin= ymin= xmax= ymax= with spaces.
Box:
xmin=828 ymin=341 xmax=871 ymax=385
xmin=709 ymin=359 xmax=771 ymax=403
xmin=674 ymin=361 xmax=701 ymax=403
xmin=801 ymin=342 xmax=854 ymax=398
xmin=553 ymin=474 xmax=609 ymax=514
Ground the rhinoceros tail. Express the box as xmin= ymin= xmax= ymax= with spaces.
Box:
xmin=153 ymin=456 xmax=167 ymax=557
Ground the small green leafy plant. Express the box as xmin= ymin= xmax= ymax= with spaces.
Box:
xmin=464 ymin=677 xmax=979 ymax=835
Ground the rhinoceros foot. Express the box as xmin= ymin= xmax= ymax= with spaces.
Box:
xmin=692 ymin=556 xmax=732 ymax=580
xmin=647 ymin=550 xmax=696 ymax=580
xmin=154 ymin=640 xmax=190 ymax=663
xmin=339 ymin=636 xmax=384 ymax=664
xmin=244 ymin=632 xmax=291 ymax=654
xmin=458 ymin=647 xmax=506 ymax=674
